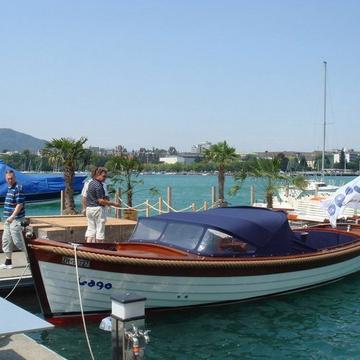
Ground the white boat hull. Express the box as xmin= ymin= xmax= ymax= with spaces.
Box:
xmin=39 ymin=254 xmax=360 ymax=315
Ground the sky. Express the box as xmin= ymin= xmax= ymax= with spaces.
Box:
xmin=1 ymin=0 xmax=360 ymax=153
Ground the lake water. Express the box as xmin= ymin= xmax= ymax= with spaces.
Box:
xmin=25 ymin=174 xmax=357 ymax=216
xmin=8 ymin=174 xmax=360 ymax=359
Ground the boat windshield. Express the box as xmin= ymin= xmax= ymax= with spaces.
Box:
xmin=198 ymin=228 xmax=256 ymax=255
xmin=159 ymin=222 xmax=204 ymax=250
xmin=131 ymin=218 xmax=166 ymax=241
xmin=130 ymin=218 xmax=204 ymax=251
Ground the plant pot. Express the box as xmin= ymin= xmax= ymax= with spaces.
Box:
xmin=123 ymin=209 xmax=137 ymax=221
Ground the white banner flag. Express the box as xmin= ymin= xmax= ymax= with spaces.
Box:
xmin=322 ymin=176 xmax=360 ymax=227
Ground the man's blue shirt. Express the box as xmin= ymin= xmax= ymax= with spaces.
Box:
xmin=86 ymin=179 xmax=105 ymax=207
xmin=3 ymin=183 xmax=25 ymax=219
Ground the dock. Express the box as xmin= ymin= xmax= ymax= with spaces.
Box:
xmin=0 ymin=296 xmax=63 ymax=359
xmin=0 ymin=214 xmax=136 ymax=245
xmin=0 ymin=252 xmax=32 ymax=290
xmin=27 ymin=214 xmax=136 ymax=242
xmin=0 ymin=215 xmax=137 ymax=291
xmin=0 ymin=334 xmax=65 ymax=359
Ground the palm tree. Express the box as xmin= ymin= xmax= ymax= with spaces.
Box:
xmin=290 ymin=175 xmax=308 ymax=192
xmin=43 ymin=137 xmax=88 ymax=214
xmin=204 ymin=141 xmax=238 ymax=206
xmin=246 ymin=158 xmax=288 ymax=208
xmin=232 ymin=159 xmax=308 ymax=208
xmin=106 ymin=155 xmax=144 ymax=208
xmin=21 ymin=150 xmax=31 ymax=171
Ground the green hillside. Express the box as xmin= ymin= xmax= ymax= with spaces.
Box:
xmin=0 ymin=128 xmax=47 ymax=152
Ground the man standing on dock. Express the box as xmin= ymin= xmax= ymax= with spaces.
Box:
xmin=85 ymin=167 xmax=119 ymax=242
xmin=0 ymin=170 xmax=26 ymax=269
xmin=81 ymin=166 xmax=108 ymax=215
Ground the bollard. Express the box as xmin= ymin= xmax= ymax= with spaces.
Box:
xmin=211 ymin=186 xmax=217 ymax=206
xmin=111 ymin=292 xmax=148 ymax=360
xmin=60 ymin=190 xmax=64 ymax=214
xmin=250 ymin=185 xmax=255 ymax=206
xmin=115 ymin=189 xmax=122 ymax=218
xmin=167 ymin=187 xmax=172 ymax=212
xmin=145 ymin=200 xmax=150 ymax=217
xmin=158 ymin=196 xmax=163 ymax=214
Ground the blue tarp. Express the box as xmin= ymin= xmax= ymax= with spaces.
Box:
xmin=0 ymin=160 xmax=86 ymax=200
xmin=145 ymin=206 xmax=297 ymax=254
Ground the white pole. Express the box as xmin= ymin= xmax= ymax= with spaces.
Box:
xmin=321 ymin=60 xmax=327 ymax=180
xmin=60 ymin=190 xmax=64 ymax=214
xmin=158 ymin=196 xmax=163 ymax=214
xmin=167 ymin=186 xmax=172 ymax=212
xmin=115 ymin=189 xmax=121 ymax=218
xmin=250 ymin=185 xmax=255 ymax=206
xmin=211 ymin=186 xmax=217 ymax=205
xmin=145 ymin=200 xmax=150 ymax=217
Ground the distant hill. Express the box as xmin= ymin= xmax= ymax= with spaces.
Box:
xmin=0 ymin=128 xmax=47 ymax=152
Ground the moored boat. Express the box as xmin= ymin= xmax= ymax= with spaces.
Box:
xmin=0 ymin=160 xmax=86 ymax=204
xmin=25 ymin=206 xmax=360 ymax=322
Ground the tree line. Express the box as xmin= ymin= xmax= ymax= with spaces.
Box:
xmin=3 ymin=148 xmax=359 ymax=174
xmin=1 ymin=138 xmax=358 ymax=214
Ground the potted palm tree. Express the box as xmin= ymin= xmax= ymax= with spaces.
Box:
xmin=204 ymin=141 xmax=238 ymax=207
xmin=236 ymin=158 xmax=308 ymax=208
xmin=247 ymin=158 xmax=286 ymax=208
xmin=43 ymin=137 xmax=87 ymax=214
xmin=106 ymin=155 xmax=157 ymax=220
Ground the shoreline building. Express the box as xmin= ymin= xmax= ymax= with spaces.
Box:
xmin=159 ymin=152 xmax=203 ymax=164
xmin=333 ymin=148 xmax=357 ymax=165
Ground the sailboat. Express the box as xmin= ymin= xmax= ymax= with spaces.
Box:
xmin=255 ymin=62 xmax=356 ymax=222
xmin=304 ymin=61 xmax=338 ymax=193
xmin=292 ymin=61 xmax=337 ymax=195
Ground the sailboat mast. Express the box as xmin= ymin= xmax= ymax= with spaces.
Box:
xmin=321 ymin=61 xmax=327 ymax=179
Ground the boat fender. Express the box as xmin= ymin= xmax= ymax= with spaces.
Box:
xmin=99 ymin=316 xmax=112 ymax=332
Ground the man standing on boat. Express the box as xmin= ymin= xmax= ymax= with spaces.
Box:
xmin=0 ymin=170 xmax=26 ymax=269
xmin=85 ymin=167 xmax=119 ymax=242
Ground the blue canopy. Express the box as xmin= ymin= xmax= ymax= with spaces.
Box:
xmin=0 ymin=160 xmax=86 ymax=203
xmin=148 ymin=206 xmax=297 ymax=254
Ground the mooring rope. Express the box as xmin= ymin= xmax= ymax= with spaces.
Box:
xmin=195 ymin=205 xmax=206 ymax=212
xmin=161 ymin=199 xmax=193 ymax=212
xmin=111 ymin=199 xmax=201 ymax=214
xmin=73 ymin=243 xmax=95 ymax=360
xmin=4 ymin=263 xmax=30 ymax=300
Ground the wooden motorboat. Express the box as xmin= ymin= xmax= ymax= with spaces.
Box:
xmin=25 ymin=206 xmax=360 ymax=322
